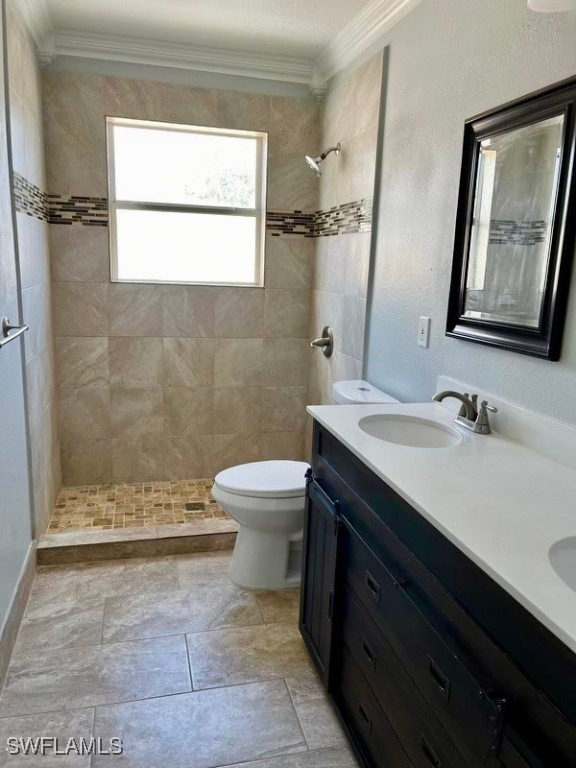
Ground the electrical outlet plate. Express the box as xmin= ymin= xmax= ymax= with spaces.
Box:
xmin=418 ymin=316 xmax=431 ymax=348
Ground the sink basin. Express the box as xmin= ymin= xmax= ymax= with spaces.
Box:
xmin=549 ymin=537 xmax=576 ymax=591
xmin=358 ymin=414 xmax=462 ymax=448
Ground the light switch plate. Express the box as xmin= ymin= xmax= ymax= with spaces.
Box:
xmin=418 ymin=316 xmax=431 ymax=348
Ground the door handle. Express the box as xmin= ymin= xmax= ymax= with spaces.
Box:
xmin=0 ymin=317 xmax=29 ymax=350
xmin=421 ymin=735 xmax=443 ymax=768
xmin=427 ymin=656 xmax=451 ymax=700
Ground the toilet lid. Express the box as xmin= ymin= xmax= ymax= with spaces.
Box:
xmin=214 ymin=460 xmax=310 ymax=499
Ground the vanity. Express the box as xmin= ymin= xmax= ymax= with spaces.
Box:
xmin=300 ymin=402 xmax=576 ymax=768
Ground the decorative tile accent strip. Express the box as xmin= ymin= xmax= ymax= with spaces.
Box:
xmin=13 ymin=172 xmax=48 ymax=221
xmin=17 ymin=179 xmax=374 ymax=238
xmin=266 ymin=210 xmax=315 ymax=237
xmin=314 ymin=197 xmax=373 ymax=237
xmin=48 ymin=194 xmax=109 ymax=226
xmin=489 ymin=219 xmax=548 ymax=246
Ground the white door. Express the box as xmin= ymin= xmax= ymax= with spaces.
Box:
xmin=0 ymin=0 xmax=32 ymax=632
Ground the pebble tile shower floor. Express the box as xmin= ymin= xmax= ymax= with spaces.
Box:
xmin=49 ymin=479 xmax=230 ymax=533
xmin=0 ymin=551 xmax=359 ymax=768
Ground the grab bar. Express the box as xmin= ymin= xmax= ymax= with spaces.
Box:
xmin=0 ymin=316 xmax=29 ymax=350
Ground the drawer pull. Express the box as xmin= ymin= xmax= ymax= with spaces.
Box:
xmin=328 ymin=590 xmax=334 ymax=621
xmin=428 ymin=655 xmax=451 ymax=700
xmin=357 ymin=700 xmax=372 ymax=732
xmin=421 ymin=735 xmax=443 ymax=768
xmin=364 ymin=571 xmax=381 ymax=603
xmin=362 ymin=637 xmax=376 ymax=667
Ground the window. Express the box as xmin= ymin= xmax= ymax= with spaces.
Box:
xmin=106 ymin=117 xmax=268 ymax=286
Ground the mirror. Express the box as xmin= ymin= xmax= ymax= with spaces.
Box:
xmin=447 ymin=78 xmax=576 ymax=360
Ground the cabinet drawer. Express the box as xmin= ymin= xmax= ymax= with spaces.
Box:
xmin=335 ymin=647 xmax=414 ymax=768
xmin=341 ymin=588 xmax=471 ymax=768
xmin=341 ymin=519 xmax=503 ymax=767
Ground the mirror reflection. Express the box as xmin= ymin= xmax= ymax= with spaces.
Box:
xmin=464 ymin=115 xmax=564 ymax=328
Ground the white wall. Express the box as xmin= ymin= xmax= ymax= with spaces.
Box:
xmin=365 ymin=0 xmax=576 ymax=423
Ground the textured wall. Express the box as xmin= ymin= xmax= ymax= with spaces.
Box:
xmin=365 ymin=0 xmax=576 ymax=422
xmin=308 ymin=54 xmax=383 ymax=406
xmin=44 ymin=71 xmax=318 ymax=485
xmin=8 ymin=9 xmax=60 ymax=535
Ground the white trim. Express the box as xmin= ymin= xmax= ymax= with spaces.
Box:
xmin=40 ymin=29 xmax=314 ymax=85
xmin=314 ymin=0 xmax=425 ymax=84
xmin=9 ymin=0 xmax=52 ymax=47
xmin=27 ymin=0 xmax=426 ymax=88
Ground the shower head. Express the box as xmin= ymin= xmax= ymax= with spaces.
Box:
xmin=305 ymin=143 xmax=341 ymax=176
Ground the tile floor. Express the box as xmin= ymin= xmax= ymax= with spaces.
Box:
xmin=0 ymin=552 xmax=358 ymax=768
xmin=49 ymin=480 xmax=230 ymax=533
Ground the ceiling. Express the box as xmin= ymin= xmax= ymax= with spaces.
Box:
xmin=46 ymin=0 xmax=373 ymax=59
xmin=19 ymin=0 xmax=425 ymax=93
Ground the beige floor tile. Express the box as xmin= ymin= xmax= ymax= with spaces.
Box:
xmin=82 ymin=559 xmax=178 ymax=601
xmin=0 ymin=709 xmax=94 ymax=767
xmin=175 ymin=551 xmax=232 ymax=585
xmin=227 ymin=747 xmax=360 ymax=768
xmin=28 ymin=558 xmax=180 ymax=607
xmin=187 ymin=622 xmax=313 ymax=690
xmin=92 ymin=681 xmax=307 ymax=768
xmin=12 ymin=599 xmax=104 ymax=658
xmin=0 ymin=636 xmax=190 ymax=717
xmin=285 ymin=675 xmax=348 ymax=751
xmin=256 ymin=589 xmax=301 ymax=624
xmin=102 ymin=576 xmax=263 ymax=643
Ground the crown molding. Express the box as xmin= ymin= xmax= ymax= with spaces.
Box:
xmin=41 ymin=29 xmax=315 ymax=85
xmin=313 ymin=0 xmax=425 ymax=84
xmin=9 ymin=0 xmax=52 ymax=47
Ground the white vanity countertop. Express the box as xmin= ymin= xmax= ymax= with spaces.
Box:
xmin=307 ymin=401 xmax=576 ymax=654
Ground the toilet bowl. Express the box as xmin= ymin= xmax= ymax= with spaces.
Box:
xmin=213 ymin=380 xmax=399 ymax=590
xmin=212 ymin=460 xmax=309 ymax=590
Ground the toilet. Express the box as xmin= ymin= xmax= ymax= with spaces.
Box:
xmin=212 ymin=379 xmax=399 ymax=590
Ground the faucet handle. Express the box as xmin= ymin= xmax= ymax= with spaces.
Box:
xmin=474 ymin=400 xmax=498 ymax=434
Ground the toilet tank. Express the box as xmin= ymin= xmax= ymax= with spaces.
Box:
xmin=332 ymin=380 xmax=399 ymax=405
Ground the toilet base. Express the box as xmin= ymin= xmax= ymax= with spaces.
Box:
xmin=229 ymin=526 xmax=301 ymax=590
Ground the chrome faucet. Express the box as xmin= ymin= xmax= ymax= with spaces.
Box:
xmin=432 ymin=390 xmax=498 ymax=435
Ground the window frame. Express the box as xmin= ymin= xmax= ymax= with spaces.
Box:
xmin=106 ymin=116 xmax=268 ymax=287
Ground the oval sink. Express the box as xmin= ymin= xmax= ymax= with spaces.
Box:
xmin=549 ymin=537 xmax=576 ymax=591
xmin=358 ymin=414 xmax=462 ymax=448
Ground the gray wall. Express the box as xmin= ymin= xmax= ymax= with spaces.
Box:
xmin=365 ymin=0 xmax=576 ymax=422
xmin=0 ymin=2 xmax=33 ymax=673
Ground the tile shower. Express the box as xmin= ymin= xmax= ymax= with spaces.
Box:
xmin=11 ymin=52 xmax=383 ymax=541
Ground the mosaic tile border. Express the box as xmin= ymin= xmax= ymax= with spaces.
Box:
xmin=48 ymin=194 xmax=109 ymax=226
xmin=489 ymin=219 xmax=548 ymax=246
xmin=12 ymin=172 xmax=374 ymax=237
xmin=13 ymin=172 xmax=47 ymax=221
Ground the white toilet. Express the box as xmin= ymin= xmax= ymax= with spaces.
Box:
xmin=212 ymin=379 xmax=399 ymax=590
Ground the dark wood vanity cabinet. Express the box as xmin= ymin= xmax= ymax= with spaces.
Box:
xmin=300 ymin=422 xmax=576 ymax=768
xmin=299 ymin=474 xmax=340 ymax=685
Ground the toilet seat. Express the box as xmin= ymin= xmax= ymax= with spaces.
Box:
xmin=214 ymin=460 xmax=309 ymax=499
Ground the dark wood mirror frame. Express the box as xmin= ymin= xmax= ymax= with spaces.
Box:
xmin=447 ymin=76 xmax=576 ymax=360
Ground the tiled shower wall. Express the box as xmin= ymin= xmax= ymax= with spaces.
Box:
xmin=43 ymin=72 xmax=319 ymax=485
xmin=308 ymin=54 xmax=384 ymax=405
xmin=8 ymin=9 xmax=60 ymax=535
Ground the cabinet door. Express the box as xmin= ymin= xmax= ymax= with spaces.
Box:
xmin=300 ymin=478 xmax=340 ymax=686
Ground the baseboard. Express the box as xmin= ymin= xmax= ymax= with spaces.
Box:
xmin=0 ymin=543 xmax=36 ymax=689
